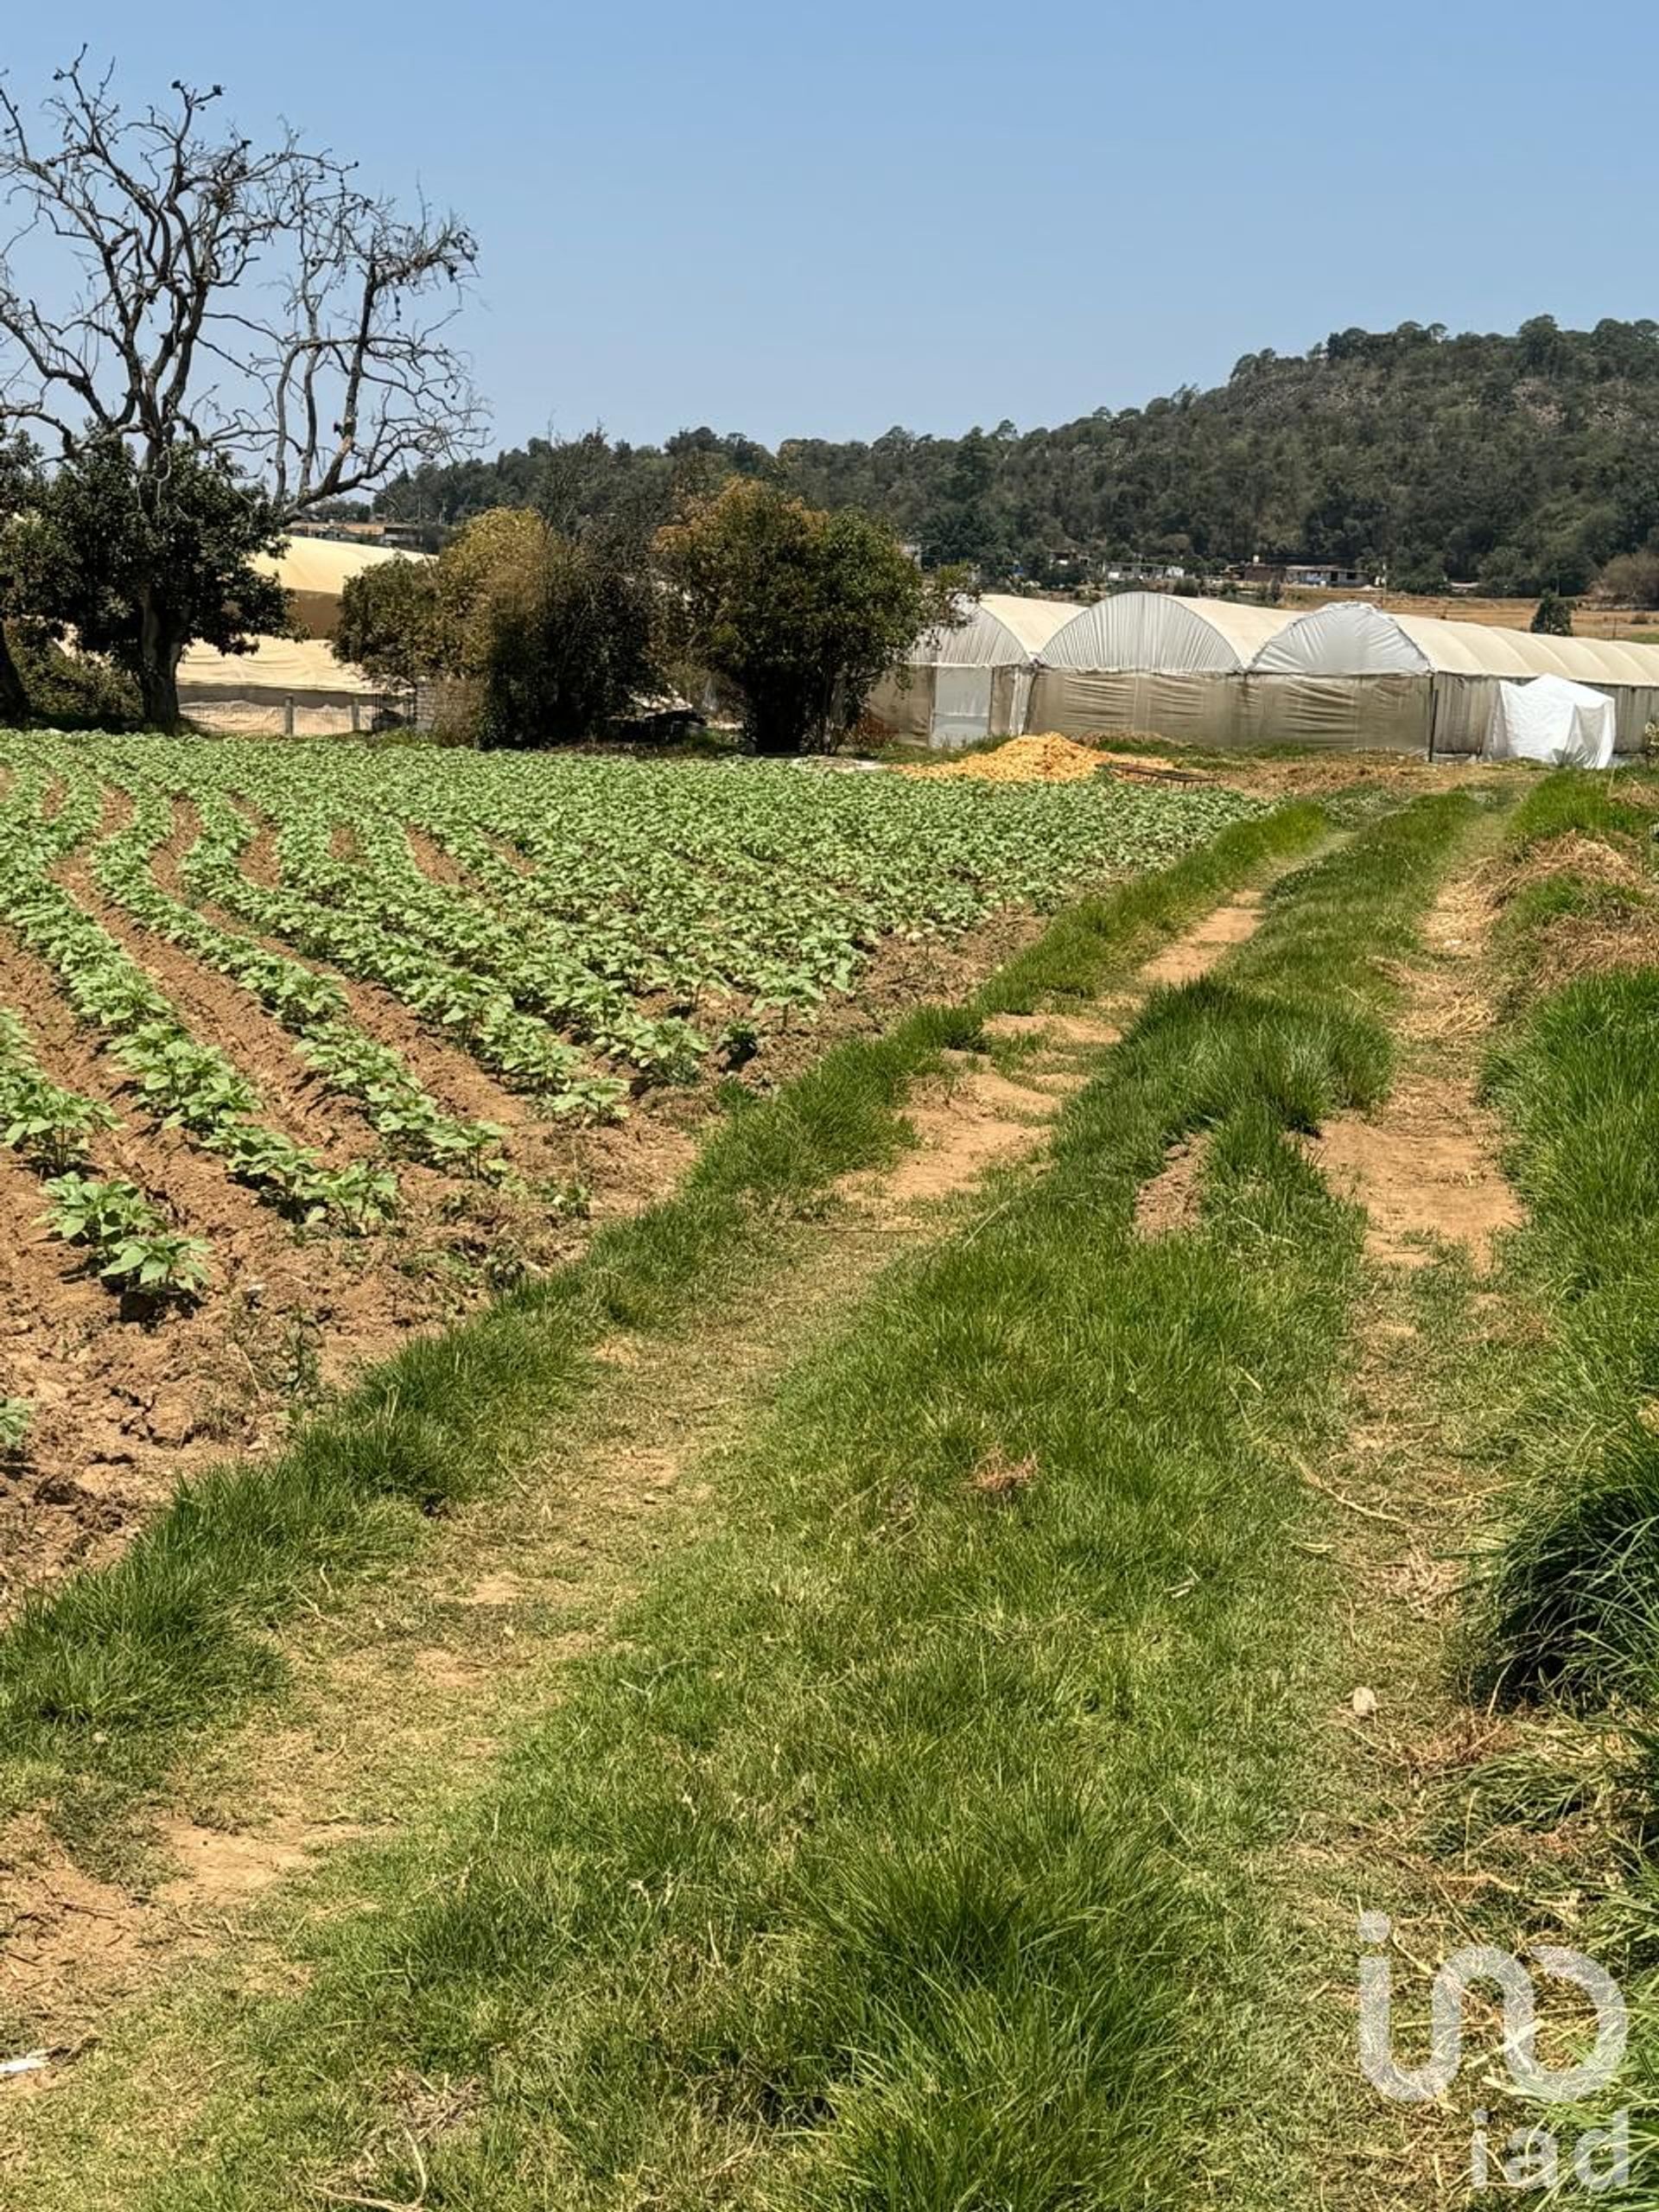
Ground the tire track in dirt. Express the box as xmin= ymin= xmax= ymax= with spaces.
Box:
xmin=845 ymin=880 xmax=1280 ymax=1222
xmin=1301 ymin=869 xmax=1522 ymax=1274
xmin=1241 ymin=826 xmax=1604 ymax=2209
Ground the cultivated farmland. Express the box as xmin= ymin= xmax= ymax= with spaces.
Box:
xmin=0 ymin=732 xmax=1257 ymax=1602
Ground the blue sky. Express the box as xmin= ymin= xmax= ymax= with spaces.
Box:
xmin=5 ymin=2 xmax=1657 ymax=450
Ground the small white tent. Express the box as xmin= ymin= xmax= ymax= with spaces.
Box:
xmin=1484 ymin=675 xmax=1618 ymax=768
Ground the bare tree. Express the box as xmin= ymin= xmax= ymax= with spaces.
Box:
xmin=0 ymin=54 xmax=482 ymax=721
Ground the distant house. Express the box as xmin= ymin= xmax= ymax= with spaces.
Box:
xmin=288 ymin=517 xmax=431 ymax=553
xmin=1100 ymin=559 xmax=1188 ymax=584
xmin=1230 ymin=557 xmax=1387 ymax=591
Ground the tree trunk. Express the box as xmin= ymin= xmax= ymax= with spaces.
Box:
xmin=137 ymin=655 xmax=182 ymax=730
xmin=137 ymin=596 xmax=183 ymax=729
xmin=0 ymin=625 xmax=29 ymax=726
xmin=747 ymin=692 xmax=807 ymax=755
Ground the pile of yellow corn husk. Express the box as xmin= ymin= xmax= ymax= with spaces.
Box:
xmin=902 ymin=734 xmax=1105 ymax=785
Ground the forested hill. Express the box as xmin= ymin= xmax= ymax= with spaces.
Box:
xmin=376 ymin=317 xmax=1659 ymax=597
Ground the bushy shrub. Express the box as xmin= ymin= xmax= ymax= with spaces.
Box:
xmin=335 ymin=508 xmax=655 ymax=747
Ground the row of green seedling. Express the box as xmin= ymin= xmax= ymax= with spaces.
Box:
xmin=0 ymin=775 xmax=394 ymax=1231
xmin=92 ymin=781 xmax=512 ymax=1179
xmin=0 ymin=1003 xmax=209 ymax=1301
xmin=162 ymin=784 xmax=625 ymax=1116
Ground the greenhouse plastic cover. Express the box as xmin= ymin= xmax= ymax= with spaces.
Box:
xmin=1484 ymin=675 xmax=1618 ymax=768
xmin=1255 ymin=600 xmax=1659 ymax=686
xmin=906 ymin=594 xmax=1078 ymax=667
xmin=1040 ymin=594 xmax=1300 ymax=674
xmin=251 ymin=537 xmax=429 ymax=601
xmin=178 ymin=635 xmax=380 ymax=700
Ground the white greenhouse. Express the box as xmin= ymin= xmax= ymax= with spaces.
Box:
xmin=871 ymin=589 xmax=1659 ymax=757
xmin=1249 ymin=602 xmax=1659 ymax=755
xmin=1027 ymin=595 xmax=1301 ymax=744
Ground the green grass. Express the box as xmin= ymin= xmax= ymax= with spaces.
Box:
xmin=1476 ymin=981 xmax=1659 ymax=1700
xmin=16 ymin=792 xmax=1484 ymax=2211
xmin=1506 ymin=764 xmax=1654 ymax=854
xmin=1429 ymin=774 xmax=1659 ymax=2198
xmin=0 ymin=802 xmax=1326 ymax=1827
xmin=1468 ymin=771 xmax=1659 ymax=1698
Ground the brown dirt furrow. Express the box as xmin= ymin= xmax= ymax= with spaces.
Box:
xmin=150 ymin=799 xmax=543 ymax=1149
xmin=1133 ymin=1132 xmax=1212 ymax=1238
xmin=149 ymin=798 xmax=708 ymax=1235
xmin=0 ymin=931 xmax=328 ymax=1602
xmin=843 ymin=874 xmax=1281 ymax=1224
xmin=92 ymin=782 xmax=135 ymax=838
xmin=53 ymin=854 xmax=368 ymax=1171
xmin=404 ymin=824 xmax=467 ymax=887
xmin=1306 ymin=1081 xmax=1522 ymax=1274
xmin=0 ymin=926 xmax=542 ymax=1614
xmin=1138 ymin=887 xmax=1265 ymax=985
xmin=236 ymin=805 xmax=283 ymax=888
xmin=872 ymin=1059 xmax=1055 ymax=1211
xmin=1306 ymin=868 xmax=1523 ymax=1275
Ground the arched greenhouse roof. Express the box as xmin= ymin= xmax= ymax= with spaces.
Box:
xmin=1254 ymin=601 xmax=1659 ymax=686
xmin=1040 ymin=593 xmax=1300 ymax=674
xmin=252 ymin=537 xmax=429 ymax=601
xmin=906 ymin=594 xmax=1078 ymax=668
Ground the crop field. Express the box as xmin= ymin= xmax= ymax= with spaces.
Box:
xmin=0 ymin=731 xmax=1257 ymax=1604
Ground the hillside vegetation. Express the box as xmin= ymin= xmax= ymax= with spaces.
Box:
xmin=378 ymin=317 xmax=1659 ymax=597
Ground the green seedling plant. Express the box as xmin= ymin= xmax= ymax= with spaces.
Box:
xmin=41 ymin=1172 xmax=211 ymax=1302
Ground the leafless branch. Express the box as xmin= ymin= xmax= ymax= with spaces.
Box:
xmin=0 ymin=54 xmax=482 ymax=508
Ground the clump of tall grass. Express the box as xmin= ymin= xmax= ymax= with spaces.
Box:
xmin=1505 ymin=768 xmax=1653 ymax=855
xmin=1464 ymin=772 xmax=1659 ymax=1704
xmin=1476 ymin=967 xmax=1659 ymax=1699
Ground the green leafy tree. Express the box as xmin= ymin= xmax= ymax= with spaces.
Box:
xmin=334 ymin=558 xmax=442 ymax=693
xmin=1592 ymin=544 xmax=1659 ymax=607
xmin=924 ymin=425 xmax=1006 ymax=570
xmin=653 ymin=478 xmax=955 ymax=754
xmin=40 ymin=443 xmax=291 ymax=726
xmin=1530 ymin=588 xmax=1575 ymax=636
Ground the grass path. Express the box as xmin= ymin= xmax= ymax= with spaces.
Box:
xmin=1238 ymin=787 xmax=1659 ymax=2208
xmin=1224 ymin=802 xmax=1526 ymax=2207
xmin=1 ymin=810 xmax=1326 ymax=2133
xmin=0 ymin=794 xmax=1486 ymax=2210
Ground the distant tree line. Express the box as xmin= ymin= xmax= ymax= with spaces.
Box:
xmin=375 ymin=318 xmax=1659 ymax=600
